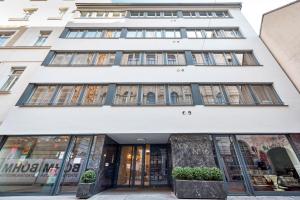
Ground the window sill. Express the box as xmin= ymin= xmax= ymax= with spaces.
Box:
xmin=61 ymin=37 xmax=120 ymax=39
xmin=20 ymin=104 xmax=105 ymax=107
xmin=0 ymin=46 xmax=51 ymax=49
xmin=203 ymin=104 xmax=288 ymax=107
xmin=74 ymin=17 xmax=125 ymax=19
xmin=193 ymin=64 xmax=263 ymax=67
xmin=186 ymin=37 xmax=246 ymax=39
xmin=47 ymin=17 xmax=62 ymax=20
xmin=120 ymin=64 xmax=187 ymax=67
xmin=46 ymin=64 xmax=113 ymax=67
xmin=0 ymin=91 xmax=11 ymax=94
xmin=111 ymin=104 xmax=194 ymax=107
xmin=8 ymin=18 xmax=28 ymax=21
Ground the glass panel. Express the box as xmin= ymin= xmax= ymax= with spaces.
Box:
xmin=53 ymin=86 xmax=74 ymax=106
xmin=59 ymin=136 xmax=92 ymax=193
xmin=235 ymin=52 xmax=257 ymax=66
xmin=213 ymin=53 xmax=227 ymax=65
xmin=237 ymin=135 xmax=300 ymax=192
xmin=224 ymin=85 xmax=255 ymax=105
xmin=27 ymin=85 xmax=56 ymax=105
xmin=199 ymin=85 xmax=227 ymax=105
xmin=114 ymin=85 xmax=139 ymax=105
xmin=168 ymin=85 xmax=193 ymax=105
xmin=121 ymin=53 xmax=141 ymax=65
xmin=117 ymin=146 xmax=134 ymax=186
xmin=84 ymin=30 xmax=98 ymax=38
xmin=103 ymin=30 xmax=121 ymax=38
xmin=134 ymin=146 xmax=143 ymax=186
xmin=205 ymin=30 xmax=218 ymax=38
xmin=82 ymin=85 xmax=108 ymax=105
xmin=214 ymin=136 xmax=247 ymax=193
xmin=251 ymin=85 xmax=281 ymax=105
xmin=51 ymin=53 xmax=73 ymax=65
xmin=71 ymin=53 xmax=94 ymax=65
xmin=144 ymin=144 xmax=150 ymax=186
xmin=150 ymin=145 xmax=169 ymax=185
xmin=95 ymin=53 xmax=115 ymax=65
xmin=224 ymin=30 xmax=237 ymax=38
xmin=144 ymin=53 xmax=163 ymax=65
xmin=141 ymin=85 xmax=166 ymax=105
xmin=187 ymin=30 xmax=196 ymax=38
xmin=192 ymin=53 xmax=207 ymax=65
xmin=0 ymin=136 xmax=70 ymax=194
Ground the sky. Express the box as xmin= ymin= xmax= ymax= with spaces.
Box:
xmin=112 ymin=0 xmax=295 ymax=34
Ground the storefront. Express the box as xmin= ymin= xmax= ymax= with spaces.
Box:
xmin=0 ymin=134 xmax=300 ymax=196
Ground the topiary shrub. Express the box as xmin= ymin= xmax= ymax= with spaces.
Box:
xmin=172 ymin=167 xmax=223 ymax=181
xmin=80 ymin=170 xmax=96 ymax=183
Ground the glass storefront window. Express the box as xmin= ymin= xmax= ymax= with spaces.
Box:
xmin=0 ymin=136 xmax=70 ymax=194
xmin=214 ymin=136 xmax=247 ymax=193
xmin=236 ymin=135 xmax=300 ymax=192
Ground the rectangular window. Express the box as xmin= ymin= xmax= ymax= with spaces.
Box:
xmin=145 ymin=29 xmax=162 ymax=38
xmin=163 ymin=11 xmax=177 ymax=18
xmin=80 ymin=11 xmax=125 ymax=18
xmin=0 ymin=32 xmax=14 ymax=46
xmin=168 ymin=85 xmax=193 ymax=105
xmin=182 ymin=10 xmax=229 ymax=18
xmin=121 ymin=53 xmax=142 ymax=65
xmin=66 ymin=30 xmax=85 ymax=38
xmin=182 ymin=11 xmax=197 ymax=17
xmin=94 ymin=53 xmax=115 ymax=65
xmin=50 ymin=53 xmax=73 ymax=65
xmin=102 ymin=30 xmax=121 ymax=38
xmin=53 ymin=85 xmax=78 ymax=106
xmin=82 ymin=85 xmax=108 ymax=105
xmin=71 ymin=53 xmax=94 ymax=65
xmin=114 ymin=85 xmax=139 ymax=105
xmin=126 ymin=29 xmax=143 ymax=38
xmin=199 ymin=85 xmax=227 ymax=105
xmin=0 ymin=68 xmax=25 ymax=92
xmin=165 ymin=29 xmax=181 ymax=38
xmin=144 ymin=53 xmax=163 ymax=65
xmin=27 ymin=85 xmax=56 ymax=105
xmin=166 ymin=52 xmax=186 ymax=65
xmin=192 ymin=53 xmax=210 ymax=65
xmin=146 ymin=11 xmax=161 ymax=17
xmin=130 ymin=11 xmax=143 ymax=17
xmin=235 ymin=52 xmax=258 ymax=66
xmin=34 ymin=31 xmax=51 ymax=46
xmin=141 ymin=85 xmax=166 ymax=105
xmin=251 ymin=85 xmax=281 ymax=105
xmin=186 ymin=30 xmax=204 ymax=38
xmin=223 ymin=85 xmax=255 ymax=105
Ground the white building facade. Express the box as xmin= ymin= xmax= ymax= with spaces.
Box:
xmin=0 ymin=0 xmax=300 ymax=197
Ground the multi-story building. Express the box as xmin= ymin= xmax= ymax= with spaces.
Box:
xmin=0 ymin=0 xmax=300 ymax=197
xmin=260 ymin=0 xmax=300 ymax=93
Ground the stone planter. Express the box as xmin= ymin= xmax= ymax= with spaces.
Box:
xmin=174 ymin=180 xmax=227 ymax=199
xmin=76 ymin=182 xmax=95 ymax=199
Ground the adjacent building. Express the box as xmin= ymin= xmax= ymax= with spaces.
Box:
xmin=260 ymin=0 xmax=300 ymax=92
xmin=0 ymin=0 xmax=300 ymax=197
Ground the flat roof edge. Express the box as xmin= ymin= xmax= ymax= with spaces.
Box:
xmin=75 ymin=2 xmax=242 ymax=9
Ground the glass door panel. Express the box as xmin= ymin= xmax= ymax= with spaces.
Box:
xmin=150 ymin=145 xmax=169 ymax=185
xmin=134 ymin=146 xmax=144 ymax=186
xmin=214 ymin=136 xmax=247 ymax=193
xmin=117 ymin=146 xmax=134 ymax=186
xmin=59 ymin=136 xmax=92 ymax=193
xmin=144 ymin=144 xmax=151 ymax=186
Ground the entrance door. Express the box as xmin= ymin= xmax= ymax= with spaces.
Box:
xmin=117 ymin=145 xmax=149 ymax=186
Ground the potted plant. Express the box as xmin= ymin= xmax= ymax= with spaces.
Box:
xmin=76 ymin=169 xmax=97 ymax=199
xmin=172 ymin=167 xmax=227 ymax=199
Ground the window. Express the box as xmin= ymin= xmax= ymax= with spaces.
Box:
xmin=27 ymin=85 xmax=56 ymax=105
xmin=0 ymin=136 xmax=70 ymax=194
xmin=126 ymin=29 xmax=143 ymax=38
xmin=66 ymin=30 xmax=85 ymax=38
xmin=223 ymin=85 xmax=255 ymax=105
xmin=130 ymin=11 xmax=144 ymax=17
xmin=251 ymin=85 xmax=281 ymax=105
xmin=212 ymin=53 xmax=227 ymax=65
xmin=144 ymin=53 xmax=163 ymax=65
xmin=53 ymin=85 xmax=77 ymax=105
xmin=145 ymin=29 xmax=162 ymax=38
xmin=192 ymin=53 xmax=211 ymax=65
xmin=0 ymin=68 xmax=24 ymax=92
xmin=34 ymin=31 xmax=51 ymax=46
xmin=235 ymin=52 xmax=258 ymax=65
xmin=82 ymin=85 xmax=108 ymax=105
xmin=141 ymin=85 xmax=166 ymax=105
xmin=182 ymin=11 xmax=197 ymax=17
xmin=182 ymin=10 xmax=230 ymax=18
xmin=166 ymin=53 xmax=186 ymax=65
xmin=146 ymin=11 xmax=161 ymax=17
xmin=102 ymin=30 xmax=121 ymax=38
xmin=94 ymin=53 xmax=115 ymax=65
xmin=0 ymin=32 xmax=14 ymax=46
xmin=168 ymin=85 xmax=193 ymax=105
xmin=121 ymin=53 xmax=141 ymax=65
xmin=165 ymin=29 xmax=181 ymax=38
xmin=199 ymin=85 xmax=227 ymax=105
xmin=186 ymin=30 xmax=203 ymax=38
xmin=48 ymin=52 xmax=115 ymax=66
xmin=79 ymin=11 xmax=125 ymax=18
xmin=71 ymin=53 xmax=94 ymax=65
xmin=23 ymin=8 xmax=37 ymax=20
xmin=205 ymin=30 xmax=219 ymax=38
xmin=114 ymin=85 xmax=139 ymax=105
xmin=163 ymin=11 xmax=177 ymax=18
xmin=51 ymin=53 xmax=73 ymax=65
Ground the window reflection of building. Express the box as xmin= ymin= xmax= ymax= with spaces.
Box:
xmin=237 ymin=135 xmax=300 ymax=192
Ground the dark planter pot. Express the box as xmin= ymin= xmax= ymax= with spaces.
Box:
xmin=76 ymin=182 xmax=95 ymax=199
xmin=174 ymin=180 xmax=227 ymax=199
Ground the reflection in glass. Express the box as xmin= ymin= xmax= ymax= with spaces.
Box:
xmin=134 ymin=146 xmax=144 ymax=185
xmin=117 ymin=146 xmax=134 ymax=186
xmin=237 ymin=135 xmax=300 ymax=192
xmin=214 ymin=136 xmax=247 ymax=193
xmin=0 ymin=136 xmax=70 ymax=194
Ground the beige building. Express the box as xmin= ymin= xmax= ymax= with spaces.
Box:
xmin=260 ymin=0 xmax=300 ymax=92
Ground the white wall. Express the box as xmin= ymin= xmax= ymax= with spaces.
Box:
xmin=0 ymin=5 xmax=299 ymax=144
